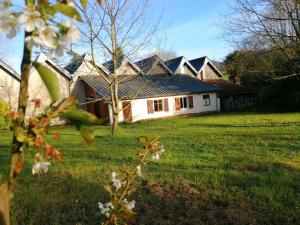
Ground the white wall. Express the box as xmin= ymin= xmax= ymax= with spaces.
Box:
xmin=26 ymin=60 xmax=70 ymax=118
xmin=0 ymin=70 xmax=20 ymax=110
xmin=118 ymin=92 xmax=220 ymax=123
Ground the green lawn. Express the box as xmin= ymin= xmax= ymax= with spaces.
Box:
xmin=1 ymin=112 xmax=300 ymax=225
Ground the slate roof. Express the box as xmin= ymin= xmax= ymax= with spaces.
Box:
xmin=205 ymin=79 xmax=253 ymax=97
xmin=80 ymin=74 xmax=220 ymax=100
xmin=102 ymin=55 xmax=125 ymax=72
xmin=0 ymin=59 xmax=20 ymax=81
xmin=64 ymin=54 xmax=86 ymax=74
xmin=135 ymin=55 xmax=157 ymax=74
xmin=189 ymin=57 xmax=206 ymax=71
xmin=164 ymin=56 xmax=184 ymax=73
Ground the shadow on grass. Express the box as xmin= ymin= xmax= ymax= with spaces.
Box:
xmin=11 ymin=171 xmax=256 ymax=225
xmin=8 ymin=162 xmax=300 ymax=225
xmin=11 ymin=172 xmax=107 ymax=225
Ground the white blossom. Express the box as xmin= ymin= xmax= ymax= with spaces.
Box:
xmin=67 ymin=1 xmax=75 ymax=8
xmin=0 ymin=14 xmax=19 ymax=38
xmin=151 ymin=145 xmax=165 ymax=161
xmin=152 ymin=153 xmax=160 ymax=160
xmin=98 ymin=201 xmax=114 ymax=218
xmin=19 ymin=7 xmax=45 ymax=32
xmin=0 ymin=0 xmax=11 ymax=11
xmin=111 ymin=171 xmax=122 ymax=190
xmin=136 ymin=165 xmax=142 ymax=177
xmin=25 ymin=35 xmax=43 ymax=49
xmin=123 ymin=198 xmax=135 ymax=210
xmin=54 ymin=39 xmax=68 ymax=56
xmin=158 ymin=145 xmax=165 ymax=154
xmin=61 ymin=20 xmax=80 ymax=43
xmin=38 ymin=25 xmax=57 ymax=48
xmin=32 ymin=161 xmax=51 ymax=175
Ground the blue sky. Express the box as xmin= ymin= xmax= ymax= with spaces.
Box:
xmin=1 ymin=0 xmax=233 ymax=72
xmin=151 ymin=0 xmax=233 ymax=60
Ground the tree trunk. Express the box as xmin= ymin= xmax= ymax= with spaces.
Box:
xmin=0 ymin=184 xmax=10 ymax=225
xmin=111 ymin=113 xmax=118 ymax=135
xmin=0 ymin=31 xmax=32 ymax=225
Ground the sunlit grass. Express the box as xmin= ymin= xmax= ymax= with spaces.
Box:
xmin=0 ymin=112 xmax=300 ymax=225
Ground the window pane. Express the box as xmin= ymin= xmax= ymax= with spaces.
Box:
xmin=154 ymin=101 xmax=158 ymax=111
xmin=158 ymin=100 xmax=163 ymax=111
xmin=203 ymin=95 xmax=210 ymax=106
xmin=183 ymin=97 xmax=187 ymax=108
xmin=154 ymin=100 xmax=163 ymax=112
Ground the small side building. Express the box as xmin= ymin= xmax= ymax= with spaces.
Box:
xmin=205 ymin=79 xmax=255 ymax=111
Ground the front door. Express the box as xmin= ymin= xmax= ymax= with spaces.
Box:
xmin=122 ymin=101 xmax=132 ymax=122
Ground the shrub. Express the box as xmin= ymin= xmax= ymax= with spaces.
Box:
xmin=0 ymin=100 xmax=11 ymax=130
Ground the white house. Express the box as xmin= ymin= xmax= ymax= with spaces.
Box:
xmin=103 ymin=55 xmax=142 ymax=76
xmin=26 ymin=53 xmax=71 ymax=118
xmin=0 ymin=59 xmax=20 ymax=110
xmin=3 ymin=52 xmax=251 ymax=124
xmin=0 ymin=53 xmax=72 ymax=119
xmin=165 ymin=56 xmax=198 ymax=77
xmin=135 ymin=55 xmax=173 ymax=76
xmin=63 ymin=53 xmax=221 ymax=123
xmin=189 ymin=56 xmax=223 ymax=80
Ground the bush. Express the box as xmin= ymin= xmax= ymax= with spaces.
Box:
xmin=0 ymin=100 xmax=11 ymax=130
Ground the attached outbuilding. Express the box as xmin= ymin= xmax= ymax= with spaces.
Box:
xmin=205 ymin=79 xmax=255 ymax=111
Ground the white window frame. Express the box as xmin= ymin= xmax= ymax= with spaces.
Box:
xmin=180 ymin=97 xmax=188 ymax=109
xmin=154 ymin=99 xmax=163 ymax=112
xmin=203 ymin=94 xmax=210 ymax=106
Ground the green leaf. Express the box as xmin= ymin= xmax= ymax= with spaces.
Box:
xmin=78 ymin=125 xmax=95 ymax=145
xmin=54 ymin=3 xmax=82 ymax=21
xmin=80 ymin=0 xmax=87 ymax=9
xmin=33 ymin=62 xmax=60 ymax=102
xmin=55 ymin=96 xmax=76 ymax=114
xmin=63 ymin=108 xmax=98 ymax=126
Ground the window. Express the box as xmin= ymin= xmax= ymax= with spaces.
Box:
xmin=180 ymin=97 xmax=188 ymax=109
xmin=175 ymin=96 xmax=194 ymax=111
xmin=154 ymin=99 xmax=163 ymax=112
xmin=148 ymin=99 xmax=169 ymax=114
xmin=203 ymin=94 xmax=210 ymax=106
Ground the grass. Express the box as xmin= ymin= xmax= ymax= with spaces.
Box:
xmin=0 ymin=112 xmax=300 ymax=225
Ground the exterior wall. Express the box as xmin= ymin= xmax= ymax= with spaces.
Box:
xmin=203 ymin=63 xmax=220 ymax=80
xmin=73 ymin=80 xmax=87 ymax=110
xmin=0 ymin=70 xmax=20 ymax=110
xmin=149 ymin=63 xmax=169 ymax=75
xmin=221 ymin=94 xmax=254 ymax=111
xmin=118 ymin=92 xmax=219 ymax=123
xmin=26 ymin=64 xmax=70 ymax=118
xmin=178 ymin=64 xmax=196 ymax=77
xmin=70 ymin=61 xmax=107 ymax=99
xmin=116 ymin=63 xmax=139 ymax=76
